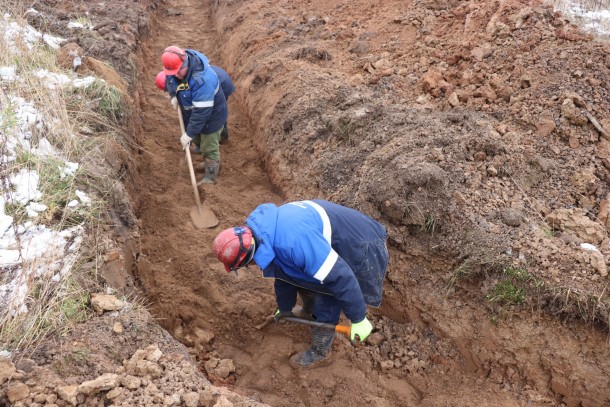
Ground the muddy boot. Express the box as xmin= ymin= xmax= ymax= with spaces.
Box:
xmin=197 ymin=159 xmax=220 ymax=185
xmin=219 ymin=126 xmax=229 ymax=145
xmin=289 ymin=327 xmax=334 ymax=369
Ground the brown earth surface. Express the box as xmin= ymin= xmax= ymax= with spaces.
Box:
xmin=3 ymin=0 xmax=610 ymax=406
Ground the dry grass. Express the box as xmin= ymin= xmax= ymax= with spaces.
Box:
xmin=0 ymin=7 xmax=129 ymax=353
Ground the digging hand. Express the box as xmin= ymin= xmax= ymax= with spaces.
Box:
xmin=350 ymin=317 xmax=373 ymax=342
xmin=170 ymin=96 xmax=178 ymax=110
xmin=180 ymin=133 xmax=192 ymax=150
xmin=274 ymin=309 xmax=294 ymax=323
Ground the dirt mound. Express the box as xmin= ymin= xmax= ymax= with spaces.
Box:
xmin=1 ymin=305 xmax=264 ymax=406
xmin=216 ymin=0 xmax=610 ymax=324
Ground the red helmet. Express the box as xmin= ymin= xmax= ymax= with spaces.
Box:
xmin=155 ymin=71 xmax=166 ymax=90
xmin=213 ymin=227 xmax=255 ymax=272
xmin=161 ymin=46 xmax=186 ymax=75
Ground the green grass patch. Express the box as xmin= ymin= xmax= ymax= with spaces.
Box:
xmin=503 ymin=265 xmax=530 ymax=282
xmin=486 ymin=280 xmax=525 ymax=305
xmin=422 ymin=213 xmax=437 ymax=234
xmin=77 ymin=79 xmax=126 ymax=123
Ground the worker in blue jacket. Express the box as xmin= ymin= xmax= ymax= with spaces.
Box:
xmin=161 ymin=45 xmax=228 ymax=184
xmin=210 ymin=66 xmax=234 ymax=144
xmin=213 ymin=200 xmax=389 ymax=368
xmin=155 ymin=65 xmax=235 ymax=150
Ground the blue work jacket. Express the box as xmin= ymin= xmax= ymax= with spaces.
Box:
xmin=246 ymin=200 xmax=388 ymax=323
xmin=211 ymin=66 xmax=235 ymax=99
xmin=166 ymin=50 xmax=228 ymax=137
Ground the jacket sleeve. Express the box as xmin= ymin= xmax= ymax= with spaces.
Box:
xmin=274 ymin=278 xmax=298 ymax=313
xmin=286 ymin=233 xmax=367 ymax=323
xmin=320 ymin=258 xmax=367 ymax=323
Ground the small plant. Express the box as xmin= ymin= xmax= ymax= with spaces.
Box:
xmin=503 ymin=265 xmax=530 ymax=282
xmin=0 ymin=103 xmax=17 ymax=132
xmin=487 ymin=280 xmax=525 ymax=305
xmin=447 ymin=253 xmax=510 ymax=291
xmin=59 ymin=296 xmax=88 ymax=323
xmin=77 ymin=79 xmax=126 ymax=123
xmin=72 ymin=16 xmax=92 ymax=27
xmin=447 ymin=259 xmax=475 ymax=290
xmin=422 ymin=213 xmax=436 ymax=234
xmin=541 ymin=226 xmax=554 ymax=238
xmin=325 ymin=117 xmax=358 ymax=144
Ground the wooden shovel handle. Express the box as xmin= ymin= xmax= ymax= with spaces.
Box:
xmin=177 ymin=109 xmax=203 ymax=214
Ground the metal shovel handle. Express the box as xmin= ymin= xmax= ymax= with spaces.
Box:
xmin=281 ymin=316 xmax=351 ymax=337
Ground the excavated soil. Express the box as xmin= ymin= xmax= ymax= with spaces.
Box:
xmin=6 ymin=0 xmax=610 ymax=406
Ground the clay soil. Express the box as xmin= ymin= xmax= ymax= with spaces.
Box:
xmin=6 ymin=0 xmax=610 ymax=406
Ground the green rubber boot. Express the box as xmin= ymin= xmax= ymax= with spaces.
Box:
xmin=198 ymin=159 xmax=220 ymax=185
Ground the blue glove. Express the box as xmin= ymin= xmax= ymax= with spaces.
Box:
xmin=350 ymin=317 xmax=373 ymax=342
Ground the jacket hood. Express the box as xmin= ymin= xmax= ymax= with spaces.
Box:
xmin=184 ymin=49 xmax=210 ymax=79
xmin=246 ymin=203 xmax=279 ymax=271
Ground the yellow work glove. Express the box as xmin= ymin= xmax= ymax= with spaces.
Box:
xmin=350 ymin=317 xmax=373 ymax=342
xmin=170 ymin=96 xmax=178 ymax=110
xmin=274 ymin=309 xmax=293 ymax=323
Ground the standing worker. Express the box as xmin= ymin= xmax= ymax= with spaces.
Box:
xmin=213 ymin=200 xmax=389 ymax=368
xmin=210 ymin=66 xmax=234 ymax=144
xmin=156 ymin=66 xmax=234 ymax=146
xmin=161 ymin=45 xmax=228 ymax=184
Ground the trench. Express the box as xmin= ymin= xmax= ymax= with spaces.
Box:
xmin=129 ymin=1 xmax=610 ymax=406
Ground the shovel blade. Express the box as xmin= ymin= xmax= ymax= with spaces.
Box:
xmin=190 ymin=205 xmax=219 ymax=229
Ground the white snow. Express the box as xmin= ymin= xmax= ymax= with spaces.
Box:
xmin=33 ymin=69 xmax=98 ymax=90
xmin=0 ymin=66 xmax=17 ymax=81
xmin=552 ymin=1 xmax=610 ymax=36
xmin=580 ymin=243 xmax=599 ymax=252
xmin=60 ymin=162 xmax=79 ymax=179
xmin=33 ymin=69 xmax=71 ymax=89
xmin=0 ymin=15 xmax=97 ymax=319
xmin=2 ymin=14 xmax=65 ymax=52
xmin=67 ymin=22 xmax=85 ymax=29
xmin=75 ymin=190 xmax=91 ymax=205
xmin=73 ymin=76 xmax=97 ymax=88
xmin=10 ymin=169 xmax=42 ymax=205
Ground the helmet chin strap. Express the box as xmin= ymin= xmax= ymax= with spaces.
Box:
xmin=242 ymin=239 xmax=256 ymax=267
xmin=231 ymin=239 xmax=255 ymax=276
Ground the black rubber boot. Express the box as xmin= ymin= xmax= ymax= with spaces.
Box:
xmin=198 ymin=159 xmax=220 ymax=185
xmin=219 ymin=126 xmax=229 ymax=144
xmin=289 ymin=327 xmax=334 ymax=369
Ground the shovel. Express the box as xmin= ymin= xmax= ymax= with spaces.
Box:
xmin=255 ymin=315 xmax=351 ymax=338
xmin=177 ymin=108 xmax=219 ymax=229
